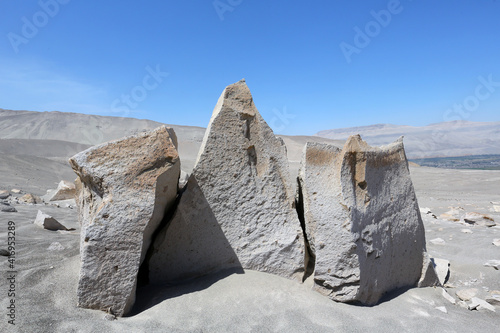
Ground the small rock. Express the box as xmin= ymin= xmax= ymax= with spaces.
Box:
xmin=11 ymin=189 xmax=22 ymax=194
xmin=493 ymin=239 xmax=500 ymax=247
xmin=47 ymin=242 xmax=65 ymax=251
xmin=20 ymin=193 xmax=42 ymax=204
xmin=461 ymin=229 xmax=473 ymax=234
xmin=0 ymin=190 xmax=10 ymax=199
xmin=48 ymin=180 xmax=76 ymax=201
xmin=435 ymin=306 xmax=447 ymax=314
xmin=0 ymin=249 xmax=10 ymax=257
xmin=178 ymin=170 xmax=189 ymax=190
xmin=432 ymin=258 xmax=450 ymax=285
xmin=456 ymin=288 xmax=478 ymax=302
xmin=0 ymin=203 xmax=17 ymax=212
xmin=457 ymin=300 xmax=469 ymax=309
xmin=34 ymin=210 xmax=70 ymax=231
xmin=486 ymin=295 xmax=500 ymax=306
xmin=441 ymin=289 xmax=456 ymax=304
xmin=420 ymin=207 xmax=432 ymax=214
xmin=469 ymin=297 xmax=496 ymax=312
xmin=484 ymin=260 xmax=500 ymax=270
xmin=104 ymin=314 xmax=117 ymax=321
xmin=464 ymin=212 xmax=496 ymax=227
xmin=430 ymin=238 xmax=446 ymax=245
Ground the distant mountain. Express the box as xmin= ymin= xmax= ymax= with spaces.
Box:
xmin=316 ymin=120 xmax=500 ymax=159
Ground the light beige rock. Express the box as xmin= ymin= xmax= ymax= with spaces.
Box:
xmin=456 ymin=288 xmax=478 ymax=302
xmin=432 ymin=258 xmax=450 ymax=285
xmin=469 ymin=297 xmax=496 ymax=312
xmin=34 ymin=210 xmax=69 ymax=231
xmin=297 ymin=136 xmax=432 ymax=304
xmin=0 ymin=190 xmax=10 ymax=199
xmin=149 ymin=79 xmax=305 ymax=284
xmin=463 ymin=212 xmax=496 ymax=227
xmin=70 ymin=125 xmax=180 ymax=317
xmin=49 ymin=180 xmax=76 ymax=201
xmin=493 ymin=239 xmax=500 ymax=247
xmin=20 ymin=193 xmax=42 ymax=204
xmin=11 ymin=189 xmax=22 ymax=194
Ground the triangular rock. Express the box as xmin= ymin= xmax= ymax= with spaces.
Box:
xmin=297 ymin=135 xmax=434 ymax=304
xmin=149 ymin=79 xmax=305 ymax=283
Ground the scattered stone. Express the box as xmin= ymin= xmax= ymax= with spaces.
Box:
xmin=484 ymin=260 xmax=500 ymax=270
xmin=20 ymin=193 xmax=42 ymax=204
xmin=0 ymin=190 xmax=10 ymax=199
xmin=34 ymin=210 xmax=70 ymax=231
xmin=432 ymin=258 xmax=450 ymax=285
xmin=11 ymin=189 xmax=22 ymax=194
xmin=493 ymin=239 xmax=500 ymax=247
xmin=48 ymin=180 xmax=76 ymax=201
xmin=456 ymin=288 xmax=478 ymax=302
xmin=461 ymin=229 xmax=473 ymax=234
xmin=0 ymin=203 xmax=17 ymax=212
xmin=440 ymin=207 xmax=464 ymax=221
xmin=0 ymin=249 xmax=10 ymax=257
xmin=435 ymin=306 xmax=447 ymax=314
xmin=70 ymin=125 xmax=180 ymax=317
xmin=297 ymin=135 xmax=432 ymax=305
xmin=47 ymin=242 xmax=65 ymax=251
xmin=430 ymin=238 xmax=446 ymax=245
xmin=463 ymin=212 xmax=496 ymax=227
xmin=150 ymin=80 xmax=305 ymax=285
xmin=420 ymin=207 xmax=432 ymax=215
xmin=418 ymin=253 xmax=441 ymax=287
xmin=486 ymin=295 xmax=500 ymax=306
xmin=492 ymin=205 xmax=500 ymax=213
xmin=469 ymin=297 xmax=496 ymax=312
xmin=441 ymin=289 xmax=456 ymax=304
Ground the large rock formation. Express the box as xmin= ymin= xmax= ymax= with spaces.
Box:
xmin=149 ymin=79 xmax=305 ymax=283
xmin=297 ymin=135 xmax=435 ymax=304
xmin=70 ymin=126 xmax=180 ymax=316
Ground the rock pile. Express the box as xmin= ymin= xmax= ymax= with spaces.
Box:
xmin=71 ymin=79 xmax=437 ymax=316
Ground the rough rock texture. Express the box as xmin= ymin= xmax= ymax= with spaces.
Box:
xmin=0 ymin=202 xmax=17 ymax=212
xmin=49 ymin=180 xmax=76 ymax=201
xmin=69 ymin=126 xmax=180 ymax=316
xmin=297 ymin=136 xmax=433 ymax=304
xmin=0 ymin=190 xmax=10 ymax=199
xmin=149 ymin=79 xmax=305 ymax=283
xmin=34 ymin=210 xmax=69 ymax=231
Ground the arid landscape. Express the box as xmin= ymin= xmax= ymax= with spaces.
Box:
xmin=1 ymin=108 xmax=499 ymax=332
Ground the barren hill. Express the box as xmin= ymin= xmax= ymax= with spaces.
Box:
xmin=316 ymin=120 xmax=500 ymax=159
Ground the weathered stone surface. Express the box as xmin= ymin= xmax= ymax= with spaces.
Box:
xmin=469 ymin=297 xmax=496 ymax=312
xmin=69 ymin=125 xmax=180 ymax=316
xmin=418 ymin=253 xmax=441 ymax=287
xmin=297 ymin=136 xmax=432 ymax=304
xmin=34 ymin=210 xmax=69 ymax=231
xmin=49 ymin=180 xmax=76 ymax=201
xmin=149 ymin=79 xmax=305 ymax=283
xmin=0 ymin=190 xmax=10 ymax=199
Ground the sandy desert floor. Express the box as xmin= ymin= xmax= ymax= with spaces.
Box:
xmin=1 ymin=156 xmax=499 ymax=332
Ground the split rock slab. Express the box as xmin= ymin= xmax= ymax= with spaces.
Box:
xmin=70 ymin=125 xmax=180 ymax=316
xmin=297 ymin=136 xmax=435 ymax=304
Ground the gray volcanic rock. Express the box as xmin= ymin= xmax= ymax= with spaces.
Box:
xmin=149 ymin=79 xmax=305 ymax=283
xmin=69 ymin=126 xmax=180 ymax=316
xmin=297 ymin=135 xmax=433 ymax=304
xmin=0 ymin=190 xmax=10 ymax=199
xmin=0 ymin=202 xmax=16 ymax=212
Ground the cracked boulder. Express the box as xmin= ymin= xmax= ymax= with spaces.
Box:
xmin=70 ymin=126 xmax=180 ymax=316
xmin=297 ymin=136 xmax=435 ymax=304
xmin=149 ymin=79 xmax=305 ymax=283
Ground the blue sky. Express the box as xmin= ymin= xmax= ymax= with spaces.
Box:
xmin=1 ymin=0 xmax=499 ymax=135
